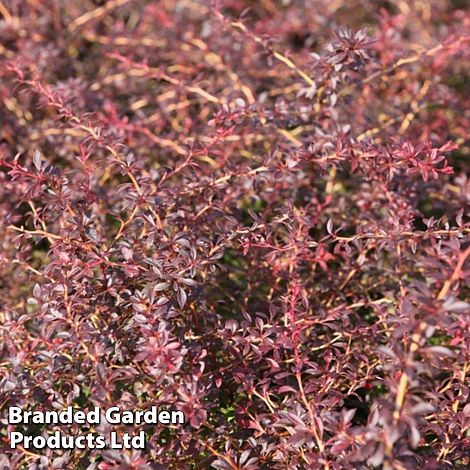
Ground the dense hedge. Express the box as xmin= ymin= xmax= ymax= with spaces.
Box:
xmin=0 ymin=1 xmax=469 ymax=469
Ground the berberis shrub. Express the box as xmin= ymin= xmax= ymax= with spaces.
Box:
xmin=0 ymin=0 xmax=469 ymax=469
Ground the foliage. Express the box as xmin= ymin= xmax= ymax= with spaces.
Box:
xmin=0 ymin=1 xmax=469 ymax=469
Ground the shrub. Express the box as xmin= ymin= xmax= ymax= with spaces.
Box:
xmin=0 ymin=1 xmax=469 ymax=469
